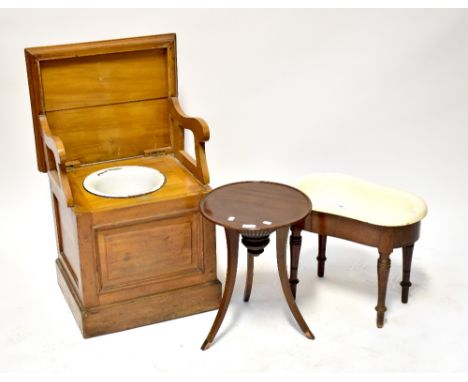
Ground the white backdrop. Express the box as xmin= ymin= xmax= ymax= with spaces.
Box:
xmin=1 ymin=9 xmax=467 ymax=373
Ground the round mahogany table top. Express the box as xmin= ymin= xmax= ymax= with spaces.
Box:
xmin=200 ymin=181 xmax=312 ymax=232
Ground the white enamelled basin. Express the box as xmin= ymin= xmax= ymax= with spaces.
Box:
xmin=83 ymin=166 xmax=165 ymax=198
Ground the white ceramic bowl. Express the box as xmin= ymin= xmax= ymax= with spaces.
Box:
xmin=295 ymin=173 xmax=427 ymax=227
xmin=83 ymin=166 xmax=165 ymax=198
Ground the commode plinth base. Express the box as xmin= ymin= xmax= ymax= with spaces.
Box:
xmin=56 ymin=259 xmax=222 ymax=338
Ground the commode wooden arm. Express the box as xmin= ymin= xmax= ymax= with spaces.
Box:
xmin=169 ymin=97 xmax=210 ymax=185
xmin=39 ymin=115 xmax=74 ymax=207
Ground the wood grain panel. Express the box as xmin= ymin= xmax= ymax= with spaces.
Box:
xmin=57 ymin=251 xmax=220 ymax=337
xmin=96 ymin=214 xmax=202 ymax=292
xmin=25 ymin=34 xmax=178 ymax=172
xmin=57 ymin=197 xmax=80 ymax=284
xmin=41 ymin=49 xmax=169 ymax=111
xmin=81 ymin=280 xmax=220 ymax=338
xmin=46 ymin=99 xmax=170 ymax=164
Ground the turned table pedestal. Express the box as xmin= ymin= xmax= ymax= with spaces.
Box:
xmin=199 ymin=181 xmax=314 ymax=350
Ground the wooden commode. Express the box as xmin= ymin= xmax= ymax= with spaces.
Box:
xmin=25 ymin=34 xmax=221 ymax=337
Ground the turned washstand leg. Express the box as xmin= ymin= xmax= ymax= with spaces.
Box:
xmin=289 ymin=225 xmax=303 ymax=299
xmin=277 ymin=226 xmax=315 ymax=339
xmin=375 ymin=248 xmax=392 ymax=328
xmin=400 ymin=244 xmax=414 ymax=303
xmin=201 ymin=228 xmax=239 ymax=350
xmin=317 ymin=234 xmax=327 ymax=277
xmin=242 ymin=235 xmax=270 ymax=302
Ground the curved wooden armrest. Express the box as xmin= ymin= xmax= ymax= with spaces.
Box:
xmin=169 ymin=97 xmax=210 ymax=184
xmin=169 ymin=97 xmax=210 ymax=142
xmin=39 ymin=115 xmax=74 ymax=207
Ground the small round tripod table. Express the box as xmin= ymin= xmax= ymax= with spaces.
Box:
xmin=199 ymin=181 xmax=314 ymax=350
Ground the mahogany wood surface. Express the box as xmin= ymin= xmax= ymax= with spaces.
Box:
xmin=200 ymin=181 xmax=314 ymax=350
xmin=200 ymin=181 xmax=311 ymax=232
xmin=25 ymin=34 xmax=221 ymax=337
xmin=243 ymin=253 xmax=255 ymax=302
xmin=242 ymin=235 xmax=270 ymax=302
xmin=289 ymin=210 xmax=421 ymax=328
xmin=276 ymin=226 xmax=314 ymax=340
xmin=317 ymin=234 xmax=327 ymax=278
xmin=201 ymin=229 xmax=239 ymax=351
xmin=401 ymin=244 xmax=414 ymax=304
xmin=289 ymin=223 xmax=303 ymax=299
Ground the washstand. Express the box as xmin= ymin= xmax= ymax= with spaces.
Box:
xmin=25 ymin=34 xmax=221 ymax=337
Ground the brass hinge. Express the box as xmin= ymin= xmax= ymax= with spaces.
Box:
xmin=65 ymin=160 xmax=81 ymax=172
xmin=144 ymin=147 xmax=172 ymax=157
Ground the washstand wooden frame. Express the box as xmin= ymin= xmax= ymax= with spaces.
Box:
xmin=289 ymin=211 xmax=421 ymax=328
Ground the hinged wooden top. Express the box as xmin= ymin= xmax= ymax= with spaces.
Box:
xmin=25 ymin=34 xmax=178 ymax=172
